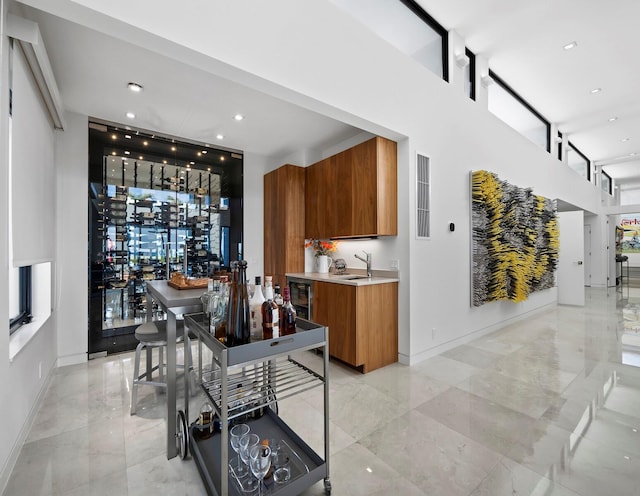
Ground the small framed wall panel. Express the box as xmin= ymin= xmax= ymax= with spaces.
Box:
xmin=416 ymin=152 xmax=430 ymax=239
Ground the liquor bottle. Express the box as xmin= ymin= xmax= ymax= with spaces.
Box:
xmin=261 ymin=276 xmax=279 ymax=339
xmin=280 ymin=286 xmax=297 ymax=335
xmin=249 ymin=276 xmax=265 ymax=341
xmin=225 ymin=261 xmax=251 ymax=346
xmin=274 ymin=284 xmax=284 ymax=307
xmin=214 ymin=276 xmax=229 ymax=342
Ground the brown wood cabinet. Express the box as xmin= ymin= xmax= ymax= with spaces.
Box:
xmin=304 ymin=156 xmax=336 ymax=240
xmin=263 ymin=165 xmax=305 ymax=288
xmin=305 ymin=136 xmax=397 ymax=239
xmin=313 ymin=281 xmax=398 ymax=373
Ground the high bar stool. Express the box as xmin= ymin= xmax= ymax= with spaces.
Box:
xmin=130 ymin=319 xmax=191 ymax=415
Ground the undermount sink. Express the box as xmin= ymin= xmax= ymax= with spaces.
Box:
xmin=340 ymin=275 xmax=371 ymax=280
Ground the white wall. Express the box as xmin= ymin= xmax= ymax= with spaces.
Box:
xmin=27 ymin=0 xmax=606 ymax=365
xmin=243 ymin=152 xmax=269 ymax=283
xmin=55 ymin=111 xmax=88 ymax=365
xmin=0 ymin=1 xmax=58 ymax=490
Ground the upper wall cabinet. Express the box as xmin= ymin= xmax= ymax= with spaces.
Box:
xmin=305 ymin=136 xmax=397 ymax=239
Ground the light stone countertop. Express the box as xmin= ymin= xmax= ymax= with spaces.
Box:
xmin=286 ymin=270 xmax=399 ymax=286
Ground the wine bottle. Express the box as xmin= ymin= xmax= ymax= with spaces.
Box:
xmin=225 ymin=261 xmax=251 ymax=346
xmin=261 ymin=276 xmax=279 ymax=339
xmin=249 ymin=276 xmax=265 ymax=341
xmin=280 ymin=286 xmax=297 ymax=335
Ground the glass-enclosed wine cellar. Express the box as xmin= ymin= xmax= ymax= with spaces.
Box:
xmin=88 ymin=121 xmax=244 ymax=355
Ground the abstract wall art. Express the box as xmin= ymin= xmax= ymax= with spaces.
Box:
xmin=471 ymin=170 xmax=559 ymax=307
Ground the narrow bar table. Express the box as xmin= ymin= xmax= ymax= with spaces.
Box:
xmin=145 ymin=280 xmax=206 ymax=459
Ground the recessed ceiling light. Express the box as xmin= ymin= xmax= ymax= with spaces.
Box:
xmin=197 ymin=152 xmax=202 ymax=157
xmin=139 ymin=156 xmax=143 ymax=160
xmin=125 ymin=134 xmax=132 ymax=139
xmin=124 ymin=151 xmax=130 ymax=155
xmin=234 ymin=114 xmax=244 ymax=121
xmin=609 ymin=116 xmax=618 ymax=122
xmin=201 ymin=150 xmax=207 ymax=154
xmin=207 ymin=167 xmax=211 ymax=171
xmin=220 ymin=156 xmax=225 ymax=161
xmin=163 ymin=160 xmax=167 ymax=164
xmin=171 ymin=146 xmax=176 ymax=152
xmin=216 ymin=134 xmax=224 ymax=140
xmin=563 ymin=41 xmax=578 ymax=51
xmin=590 ymin=88 xmax=602 ymax=94
xmin=125 ymin=112 xmax=136 ymax=119
xmin=127 ymin=82 xmax=143 ymax=93
xmin=143 ymin=141 xmax=148 ymax=146
xmin=111 ymin=134 xmax=117 ymax=140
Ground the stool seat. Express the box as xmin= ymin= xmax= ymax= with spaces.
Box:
xmin=130 ymin=319 xmax=189 ymax=416
xmin=134 ymin=320 xmax=185 ymax=344
xmin=134 ymin=322 xmax=166 ymax=344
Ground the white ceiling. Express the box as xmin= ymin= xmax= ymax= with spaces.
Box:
xmin=20 ymin=5 xmax=364 ymax=161
xmin=415 ymin=0 xmax=640 ymax=184
xmin=16 ymin=1 xmax=640 ymax=185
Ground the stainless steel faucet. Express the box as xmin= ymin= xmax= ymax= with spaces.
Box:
xmin=354 ymin=251 xmax=372 ymax=278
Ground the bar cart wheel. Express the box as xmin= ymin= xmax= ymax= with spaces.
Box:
xmin=176 ymin=410 xmax=189 ymax=460
xmin=324 ymin=478 xmax=332 ymax=494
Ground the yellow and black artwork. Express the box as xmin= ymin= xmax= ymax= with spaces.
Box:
xmin=471 ymin=170 xmax=559 ymax=307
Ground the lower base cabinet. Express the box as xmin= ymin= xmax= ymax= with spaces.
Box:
xmin=313 ymin=281 xmax=398 ymax=373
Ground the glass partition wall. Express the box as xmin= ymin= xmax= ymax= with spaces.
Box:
xmin=88 ymin=121 xmax=243 ymax=356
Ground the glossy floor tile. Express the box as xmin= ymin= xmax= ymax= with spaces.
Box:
xmin=4 ymin=287 xmax=640 ymax=496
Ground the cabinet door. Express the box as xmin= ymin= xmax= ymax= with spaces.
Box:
xmin=333 ymin=148 xmax=354 ymax=238
xmin=264 ymin=165 xmax=305 ymax=282
xmin=348 ymin=139 xmax=378 ymax=236
xmin=305 ymin=157 xmax=336 ymax=239
xmin=263 ymin=169 xmax=280 ymax=279
xmin=355 ymin=282 xmax=398 ymax=373
xmin=313 ymin=281 xmax=357 ymax=365
xmin=280 ymin=165 xmax=306 ymax=274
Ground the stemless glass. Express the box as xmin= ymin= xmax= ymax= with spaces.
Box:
xmin=229 ymin=424 xmax=250 ymax=478
xmin=239 ymin=433 xmax=260 ymax=492
xmin=249 ymin=444 xmax=272 ymax=496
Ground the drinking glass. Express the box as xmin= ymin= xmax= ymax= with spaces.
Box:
xmin=229 ymin=424 xmax=250 ymax=478
xmin=249 ymin=444 xmax=272 ymax=496
xmin=272 ymin=451 xmax=291 ymax=484
xmin=239 ymin=433 xmax=260 ymax=492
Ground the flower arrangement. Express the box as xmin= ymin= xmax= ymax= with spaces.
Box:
xmin=305 ymin=238 xmax=338 ymax=257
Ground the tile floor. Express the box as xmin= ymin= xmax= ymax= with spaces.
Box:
xmin=4 ymin=286 xmax=640 ymax=496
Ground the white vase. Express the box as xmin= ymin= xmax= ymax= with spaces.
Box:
xmin=316 ymin=255 xmax=332 ymax=273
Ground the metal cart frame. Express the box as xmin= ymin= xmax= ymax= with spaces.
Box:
xmin=180 ymin=313 xmax=331 ymax=495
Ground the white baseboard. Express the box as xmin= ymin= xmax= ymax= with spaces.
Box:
xmin=402 ymin=302 xmax=556 ymax=367
xmin=0 ymin=364 xmax=54 ymax=494
xmin=57 ymin=352 xmax=87 ymax=367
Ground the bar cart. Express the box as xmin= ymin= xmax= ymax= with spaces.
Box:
xmin=180 ymin=313 xmax=331 ymax=495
